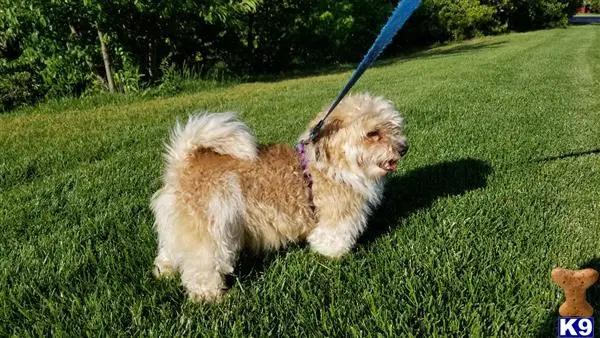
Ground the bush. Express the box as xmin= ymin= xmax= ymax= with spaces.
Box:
xmin=0 ymin=70 xmax=40 ymax=111
xmin=244 ymin=0 xmax=394 ymax=72
xmin=0 ymin=41 xmax=95 ymax=110
xmin=0 ymin=54 xmax=46 ymax=111
xmin=0 ymin=0 xmax=586 ymax=112
xmin=497 ymin=0 xmax=580 ymax=31
xmin=40 ymin=46 xmax=95 ymax=99
xmin=588 ymin=0 xmax=600 ymax=12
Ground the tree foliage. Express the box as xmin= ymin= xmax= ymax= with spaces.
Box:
xmin=0 ymin=0 xmax=582 ymax=111
xmin=585 ymin=0 xmax=600 ymax=12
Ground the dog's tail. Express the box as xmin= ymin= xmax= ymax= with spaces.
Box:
xmin=164 ymin=112 xmax=258 ymax=169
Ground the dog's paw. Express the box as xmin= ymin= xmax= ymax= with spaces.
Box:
xmin=308 ymin=227 xmax=352 ymax=258
xmin=153 ymin=262 xmax=178 ymax=279
xmin=153 ymin=250 xmax=178 ymax=278
xmin=310 ymin=243 xmax=350 ymax=259
xmin=188 ymin=288 xmax=227 ymax=303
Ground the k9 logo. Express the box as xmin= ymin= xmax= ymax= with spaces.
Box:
xmin=558 ymin=317 xmax=594 ymax=338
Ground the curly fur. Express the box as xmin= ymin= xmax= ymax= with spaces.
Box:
xmin=151 ymin=93 xmax=408 ymax=301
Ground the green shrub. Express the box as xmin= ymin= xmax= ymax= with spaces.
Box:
xmin=497 ymin=0 xmax=580 ymax=31
xmin=0 ymin=0 xmax=586 ymax=112
xmin=0 ymin=54 xmax=46 ymax=111
xmin=589 ymin=0 xmax=600 ymax=12
xmin=0 ymin=70 xmax=39 ymax=111
xmin=40 ymin=46 xmax=95 ymax=99
xmin=430 ymin=0 xmax=498 ymax=40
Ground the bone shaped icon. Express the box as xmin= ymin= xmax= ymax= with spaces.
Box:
xmin=551 ymin=267 xmax=599 ymax=317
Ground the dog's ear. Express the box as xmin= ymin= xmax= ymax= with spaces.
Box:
xmin=313 ymin=118 xmax=343 ymax=143
xmin=312 ymin=118 xmax=343 ymax=162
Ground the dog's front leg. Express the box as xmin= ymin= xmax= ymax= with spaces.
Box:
xmin=307 ymin=211 xmax=367 ymax=258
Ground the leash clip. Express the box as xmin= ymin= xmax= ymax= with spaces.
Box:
xmin=308 ymin=120 xmax=325 ymax=142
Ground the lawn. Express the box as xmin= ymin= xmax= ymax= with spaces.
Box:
xmin=1 ymin=25 xmax=599 ymax=336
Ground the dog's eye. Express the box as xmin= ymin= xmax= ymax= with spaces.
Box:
xmin=366 ymin=130 xmax=381 ymax=140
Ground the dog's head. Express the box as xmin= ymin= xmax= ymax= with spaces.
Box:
xmin=301 ymin=93 xmax=408 ymax=179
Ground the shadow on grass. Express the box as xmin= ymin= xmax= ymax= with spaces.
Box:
xmin=534 ymin=148 xmax=600 ymax=163
xmin=375 ymin=40 xmax=506 ymax=68
xmin=360 ymin=158 xmax=493 ymax=244
xmin=535 ymin=258 xmax=600 ymax=338
xmin=252 ymin=40 xmax=507 ymax=84
xmin=231 ymin=158 xmax=492 ymax=285
xmin=231 ymin=247 xmax=300 ymax=287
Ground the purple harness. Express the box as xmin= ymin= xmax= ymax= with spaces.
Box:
xmin=295 ymin=142 xmax=315 ymax=214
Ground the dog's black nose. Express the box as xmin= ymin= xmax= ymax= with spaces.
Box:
xmin=399 ymin=143 xmax=408 ymax=157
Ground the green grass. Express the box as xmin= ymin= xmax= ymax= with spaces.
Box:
xmin=1 ymin=25 xmax=600 ymax=336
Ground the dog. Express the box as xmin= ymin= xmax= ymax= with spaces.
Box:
xmin=151 ymin=92 xmax=408 ymax=301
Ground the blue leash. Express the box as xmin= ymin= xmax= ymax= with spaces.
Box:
xmin=308 ymin=0 xmax=422 ymax=142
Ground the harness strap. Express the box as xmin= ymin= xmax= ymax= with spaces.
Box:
xmin=295 ymin=142 xmax=315 ymax=214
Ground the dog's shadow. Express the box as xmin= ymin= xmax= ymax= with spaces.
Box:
xmin=360 ymin=157 xmax=493 ymax=244
xmin=232 ymin=158 xmax=493 ymax=284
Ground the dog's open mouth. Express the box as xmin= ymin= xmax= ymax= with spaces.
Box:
xmin=380 ymin=159 xmax=398 ymax=172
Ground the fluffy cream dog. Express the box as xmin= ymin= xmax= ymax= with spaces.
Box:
xmin=151 ymin=93 xmax=408 ymax=301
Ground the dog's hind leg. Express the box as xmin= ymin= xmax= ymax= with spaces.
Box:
xmin=179 ymin=238 xmax=227 ymax=302
xmin=181 ymin=174 xmax=245 ymax=301
xmin=206 ymin=175 xmax=245 ymax=275
xmin=151 ymin=188 xmax=180 ymax=278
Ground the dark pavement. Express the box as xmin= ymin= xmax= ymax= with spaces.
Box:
xmin=569 ymin=15 xmax=600 ymax=24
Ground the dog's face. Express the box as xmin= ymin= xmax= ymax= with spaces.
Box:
xmin=305 ymin=93 xmax=407 ymax=179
